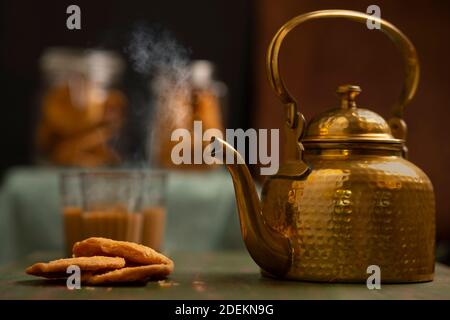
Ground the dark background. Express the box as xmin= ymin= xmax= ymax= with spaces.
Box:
xmin=1 ymin=0 xmax=449 ymax=244
xmin=0 ymin=0 xmax=253 ymax=169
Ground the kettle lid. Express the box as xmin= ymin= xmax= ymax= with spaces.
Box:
xmin=302 ymin=85 xmax=402 ymax=144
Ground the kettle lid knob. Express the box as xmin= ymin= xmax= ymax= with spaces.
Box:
xmin=336 ymin=84 xmax=361 ymax=109
xmin=302 ymin=84 xmax=404 ymax=144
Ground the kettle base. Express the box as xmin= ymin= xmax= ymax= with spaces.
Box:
xmin=261 ymin=269 xmax=434 ymax=283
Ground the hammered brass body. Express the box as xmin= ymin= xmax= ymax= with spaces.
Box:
xmin=262 ymin=149 xmax=435 ymax=282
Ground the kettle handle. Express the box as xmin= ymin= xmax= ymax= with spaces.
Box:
xmin=267 ymin=9 xmax=419 ymax=141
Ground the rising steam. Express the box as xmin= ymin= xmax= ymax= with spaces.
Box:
xmin=126 ymin=24 xmax=192 ymax=164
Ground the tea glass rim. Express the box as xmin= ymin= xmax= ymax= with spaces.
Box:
xmin=60 ymin=168 xmax=167 ymax=179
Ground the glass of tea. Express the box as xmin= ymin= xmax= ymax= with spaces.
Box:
xmin=60 ymin=170 xmax=167 ymax=256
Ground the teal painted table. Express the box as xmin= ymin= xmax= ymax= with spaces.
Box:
xmin=1 ymin=252 xmax=449 ymax=300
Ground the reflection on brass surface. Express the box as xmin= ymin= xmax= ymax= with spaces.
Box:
xmin=217 ymin=10 xmax=435 ymax=282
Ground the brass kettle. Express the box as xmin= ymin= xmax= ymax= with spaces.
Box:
xmin=217 ymin=10 xmax=435 ymax=282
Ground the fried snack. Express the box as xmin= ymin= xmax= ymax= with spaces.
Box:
xmin=42 ymin=84 xmax=105 ymax=136
xmin=50 ymin=126 xmax=120 ymax=167
xmin=36 ymin=83 xmax=126 ymax=167
xmin=82 ymin=261 xmax=174 ymax=285
xmin=73 ymin=237 xmax=172 ymax=265
xmin=26 ymin=256 xmax=126 ymax=279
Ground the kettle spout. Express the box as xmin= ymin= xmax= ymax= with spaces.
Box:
xmin=212 ymin=137 xmax=292 ymax=277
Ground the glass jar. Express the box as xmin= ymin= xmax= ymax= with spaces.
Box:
xmin=35 ymin=47 xmax=127 ymax=167
xmin=150 ymin=60 xmax=228 ymax=170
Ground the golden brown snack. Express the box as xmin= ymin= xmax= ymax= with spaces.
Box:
xmin=36 ymin=83 xmax=126 ymax=167
xmin=26 ymin=256 xmax=126 ymax=279
xmin=73 ymin=237 xmax=173 ymax=265
xmin=82 ymin=261 xmax=174 ymax=285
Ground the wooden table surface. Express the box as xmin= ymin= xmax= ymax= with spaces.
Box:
xmin=1 ymin=251 xmax=449 ymax=300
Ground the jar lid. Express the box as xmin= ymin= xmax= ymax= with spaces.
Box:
xmin=302 ymin=85 xmax=402 ymax=145
xmin=40 ymin=47 xmax=124 ymax=86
